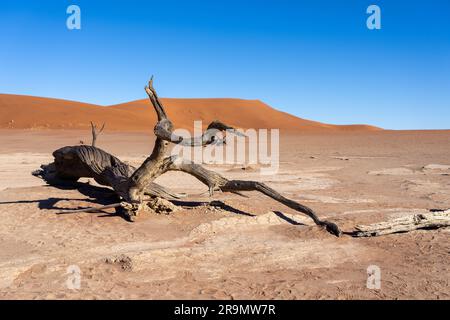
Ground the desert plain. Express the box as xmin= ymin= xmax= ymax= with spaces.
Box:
xmin=0 ymin=95 xmax=449 ymax=299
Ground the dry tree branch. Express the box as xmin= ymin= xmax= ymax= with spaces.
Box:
xmin=155 ymin=120 xmax=246 ymax=146
xmin=90 ymin=121 xmax=105 ymax=147
xmin=35 ymin=76 xmax=342 ymax=237
xmin=125 ymin=77 xmax=342 ymax=235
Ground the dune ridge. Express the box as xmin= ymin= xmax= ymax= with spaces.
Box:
xmin=0 ymin=94 xmax=381 ymax=132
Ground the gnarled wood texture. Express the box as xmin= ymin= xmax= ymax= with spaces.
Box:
xmin=34 ymin=77 xmax=342 ymax=236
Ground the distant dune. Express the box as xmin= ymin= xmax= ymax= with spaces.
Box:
xmin=0 ymin=94 xmax=381 ymax=132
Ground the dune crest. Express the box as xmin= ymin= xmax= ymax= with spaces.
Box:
xmin=0 ymin=94 xmax=381 ymax=132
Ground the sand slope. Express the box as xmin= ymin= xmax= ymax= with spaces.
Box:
xmin=0 ymin=94 xmax=381 ymax=132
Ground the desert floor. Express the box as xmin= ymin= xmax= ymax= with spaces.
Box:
xmin=0 ymin=129 xmax=449 ymax=299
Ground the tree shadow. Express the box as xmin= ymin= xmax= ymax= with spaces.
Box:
xmin=1 ymin=180 xmax=258 ymax=219
xmin=0 ymin=180 xmax=121 ymax=218
xmin=0 ymin=197 xmax=94 ymax=210
xmin=273 ymin=211 xmax=306 ymax=226
xmin=42 ymin=181 xmax=118 ymax=201
xmin=171 ymin=199 xmax=255 ymax=217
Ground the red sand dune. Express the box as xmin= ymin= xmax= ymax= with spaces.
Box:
xmin=0 ymin=94 xmax=381 ymax=132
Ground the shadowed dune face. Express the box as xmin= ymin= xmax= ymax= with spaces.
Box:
xmin=0 ymin=94 xmax=381 ymax=132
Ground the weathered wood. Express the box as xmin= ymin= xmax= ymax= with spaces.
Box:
xmin=33 ymin=145 xmax=184 ymax=200
xmin=352 ymin=209 xmax=450 ymax=237
xmin=126 ymin=78 xmax=172 ymax=203
xmin=34 ymin=77 xmax=342 ymax=236
xmin=90 ymin=121 xmax=105 ymax=147
xmin=155 ymin=120 xmax=245 ymax=146
xmin=34 ymin=77 xmax=449 ymax=238
xmin=159 ymin=156 xmax=341 ymax=236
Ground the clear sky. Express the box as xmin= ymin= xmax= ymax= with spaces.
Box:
xmin=1 ymin=0 xmax=449 ymax=129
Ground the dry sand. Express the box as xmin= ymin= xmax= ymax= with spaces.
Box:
xmin=0 ymin=94 xmax=380 ymax=132
xmin=0 ymin=129 xmax=449 ymax=299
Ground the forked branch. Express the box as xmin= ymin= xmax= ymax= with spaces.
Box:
xmin=90 ymin=121 xmax=105 ymax=147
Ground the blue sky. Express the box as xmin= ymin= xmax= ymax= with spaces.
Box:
xmin=1 ymin=0 xmax=449 ymax=129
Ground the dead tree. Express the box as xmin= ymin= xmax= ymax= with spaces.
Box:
xmin=90 ymin=121 xmax=105 ymax=147
xmin=33 ymin=77 xmax=341 ymax=236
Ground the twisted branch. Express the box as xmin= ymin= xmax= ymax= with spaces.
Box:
xmin=36 ymin=76 xmax=342 ymax=237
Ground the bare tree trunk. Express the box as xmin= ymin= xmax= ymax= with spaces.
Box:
xmin=34 ymin=77 xmax=342 ymax=236
xmin=34 ymin=77 xmax=450 ymax=238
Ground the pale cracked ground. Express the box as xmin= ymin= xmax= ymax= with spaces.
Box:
xmin=0 ymin=130 xmax=449 ymax=299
